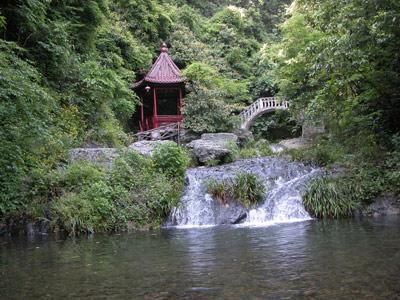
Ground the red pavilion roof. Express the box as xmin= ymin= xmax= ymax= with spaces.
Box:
xmin=132 ymin=43 xmax=185 ymax=89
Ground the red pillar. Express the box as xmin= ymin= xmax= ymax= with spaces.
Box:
xmin=178 ymin=88 xmax=183 ymax=115
xmin=140 ymin=96 xmax=144 ymax=131
xmin=153 ymin=88 xmax=158 ymax=128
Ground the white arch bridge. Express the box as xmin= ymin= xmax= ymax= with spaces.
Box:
xmin=239 ymin=97 xmax=289 ymax=130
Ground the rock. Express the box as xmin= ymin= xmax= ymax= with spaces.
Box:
xmin=278 ymin=138 xmax=310 ymax=150
xmin=216 ymin=203 xmax=248 ymax=225
xmin=179 ymin=130 xmax=200 ymax=144
xmin=69 ymin=148 xmax=119 ymax=167
xmin=186 ymin=133 xmax=238 ymax=164
xmin=128 ymin=140 xmax=173 ymax=156
xmin=360 ymin=196 xmax=400 ymax=216
xmin=201 ymin=133 xmax=238 ymax=143
xmin=234 ymin=128 xmax=254 ymax=146
xmin=186 ymin=139 xmax=230 ymax=164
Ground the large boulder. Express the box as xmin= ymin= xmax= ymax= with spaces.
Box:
xmin=69 ymin=148 xmax=119 ymax=167
xmin=186 ymin=133 xmax=238 ymax=164
xmin=200 ymin=133 xmax=238 ymax=143
xmin=128 ymin=140 xmax=172 ymax=156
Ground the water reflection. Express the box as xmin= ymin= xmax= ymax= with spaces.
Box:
xmin=1 ymin=217 xmax=400 ymax=299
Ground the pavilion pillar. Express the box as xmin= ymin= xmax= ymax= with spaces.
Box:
xmin=153 ymin=88 xmax=158 ymax=128
xmin=140 ymin=96 xmax=144 ymax=131
xmin=178 ymin=88 xmax=183 ymax=115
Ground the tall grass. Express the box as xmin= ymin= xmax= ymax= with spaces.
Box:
xmin=303 ymin=177 xmax=360 ymax=218
xmin=206 ymin=172 xmax=265 ymax=207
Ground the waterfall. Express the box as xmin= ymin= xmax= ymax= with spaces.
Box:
xmin=169 ymin=157 xmax=322 ymax=227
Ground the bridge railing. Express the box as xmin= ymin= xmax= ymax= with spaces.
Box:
xmin=239 ymin=97 xmax=289 ymax=128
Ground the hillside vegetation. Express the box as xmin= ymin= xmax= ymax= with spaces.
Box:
xmin=1 ymin=0 xmax=399 ymax=226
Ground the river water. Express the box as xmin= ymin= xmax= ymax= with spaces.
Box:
xmin=1 ymin=217 xmax=400 ymax=299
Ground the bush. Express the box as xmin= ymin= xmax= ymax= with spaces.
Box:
xmin=152 ymin=142 xmax=190 ymax=180
xmin=50 ymin=150 xmax=186 ymax=235
xmin=231 ymin=173 xmax=265 ymax=207
xmin=223 ymin=141 xmax=240 ymax=163
xmin=286 ymin=136 xmax=342 ymax=167
xmin=206 ymin=179 xmax=230 ymax=205
xmin=206 ymin=172 xmax=265 ymax=208
xmin=303 ymin=177 xmax=361 ymax=219
xmin=239 ymin=139 xmax=273 ymax=158
xmin=239 ymin=147 xmax=259 ymax=159
xmin=49 ymin=162 xmax=105 ymax=195
xmin=52 ymin=181 xmax=115 ymax=235
xmin=110 ymin=151 xmax=182 ymax=227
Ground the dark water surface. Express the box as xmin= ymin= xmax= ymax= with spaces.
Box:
xmin=1 ymin=217 xmax=400 ymax=300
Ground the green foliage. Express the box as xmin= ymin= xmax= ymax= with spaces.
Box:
xmin=239 ymin=147 xmax=259 ymax=159
xmin=303 ymin=177 xmax=361 ymax=219
xmin=152 ymin=142 xmax=190 ymax=179
xmin=251 ymin=110 xmax=301 ymax=142
xmin=51 ymin=150 xmax=186 ymax=234
xmin=286 ymin=136 xmax=345 ymax=167
xmin=231 ymin=173 xmax=265 ymax=207
xmin=183 ymin=82 xmax=236 ymax=134
xmin=263 ymin=0 xmax=400 ymax=155
xmin=206 ymin=172 xmax=265 ymax=208
xmin=52 ymin=181 xmax=116 ymax=235
xmin=206 ymin=179 xmax=230 ymax=205
xmin=0 ymin=41 xmax=65 ymax=217
xmin=223 ymin=141 xmax=240 ymax=163
xmin=239 ymin=139 xmax=273 ymax=159
xmin=205 ymin=159 xmax=220 ymax=167
xmin=385 ymin=135 xmax=400 ymax=195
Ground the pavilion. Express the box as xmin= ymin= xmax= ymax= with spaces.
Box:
xmin=132 ymin=43 xmax=186 ymax=131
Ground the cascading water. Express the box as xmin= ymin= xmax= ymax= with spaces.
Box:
xmin=169 ymin=157 xmax=322 ymax=227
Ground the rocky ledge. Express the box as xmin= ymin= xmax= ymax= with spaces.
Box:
xmin=186 ymin=133 xmax=238 ymax=164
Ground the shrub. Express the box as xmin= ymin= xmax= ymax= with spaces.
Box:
xmin=49 ymin=162 xmax=105 ymax=195
xmin=237 ymin=139 xmax=273 ymax=159
xmin=52 ymin=181 xmax=116 ymax=234
xmin=223 ymin=141 xmax=240 ymax=163
xmin=206 ymin=172 xmax=265 ymax=208
xmin=384 ymin=134 xmax=400 ymax=195
xmin=205 ymin=159 xmax=220 ymax=167
xmin=303 ymin=177 xmax=361 ymax=219
xmin=206 ymin=179 xmax=230 ymax=205
xmin=152 ymin=142 xmax=190 ymax=180
xmin=110 ymin=151 xmax=183 ymax=226
xmin=231 ymin=173 xmax=265 ymax=207
xmin=239 ymin=147 xmax=259 ymax=159
xmin=50 ymin=150 xmax=186 ymax=234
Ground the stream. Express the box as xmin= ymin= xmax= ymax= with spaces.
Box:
xmin=1 ymin=157 xmax=400 ymax=299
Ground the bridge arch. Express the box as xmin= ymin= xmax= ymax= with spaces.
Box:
xmin=239 ymin=97 xmax=289 ymax=130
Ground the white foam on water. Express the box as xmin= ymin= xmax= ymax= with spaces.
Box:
xmin=169 ymin=157 xmax=321 ymax=228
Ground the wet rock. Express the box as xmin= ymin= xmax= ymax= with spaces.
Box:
xmin=213 ymin=200 xmax=248 ymax=225
xmin=186 ymin=133 xmax=238 ymax=164
xmin=128 ymin=140 xmax=173 ymax=156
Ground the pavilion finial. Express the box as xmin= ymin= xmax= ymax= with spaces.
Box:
xmin=160 ymin=42 xmax=168 ymax=53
